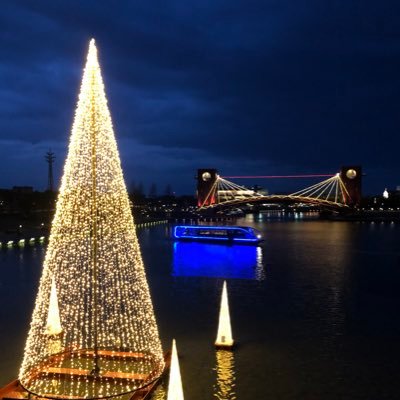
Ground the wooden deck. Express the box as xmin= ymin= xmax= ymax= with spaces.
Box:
xmin=40 ymin=366 xmax=148 ymax=382
xmin=25 ymin=349 xmax=155 ymax=384
xmin=0 ymin=380 xmax=26 ymax=400
xmin=80 ymin=350 xmax=148 ymax=360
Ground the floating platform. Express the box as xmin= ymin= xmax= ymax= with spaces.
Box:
xmin=0 ymin=351 xmax=171 ymax=400
xmin=215 ymin=342 xmax=235 ymax=350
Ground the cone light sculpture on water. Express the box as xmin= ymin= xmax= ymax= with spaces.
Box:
xmin=19 ymin=40 xmax=164 ymax=399
xmin=167 ymin=340 xmax=184 ymax=400
xmin=215 ymin=281 xmax=234 ymax=348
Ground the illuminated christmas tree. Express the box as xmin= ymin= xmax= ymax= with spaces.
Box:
xmin=19 ymin=39 xmax=164 ymax=399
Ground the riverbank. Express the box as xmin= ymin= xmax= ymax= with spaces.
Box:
xmin=0 ymin=211 xmax=171 ymax=248
xmin=322 ymin=209 xmax=400 ymax=221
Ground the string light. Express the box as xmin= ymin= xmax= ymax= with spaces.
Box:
xmin=19 ymin=39 xmax=164 ymax=398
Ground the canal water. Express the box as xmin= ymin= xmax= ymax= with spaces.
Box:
xmin=1 ymin=213 xmax=400 ymax=399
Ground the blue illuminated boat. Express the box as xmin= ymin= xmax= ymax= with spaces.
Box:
xmin=173 ymin=225 xmax=262 ymax=244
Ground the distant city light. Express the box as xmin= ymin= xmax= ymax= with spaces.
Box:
xmin=383 ymin=188 xmax=389 ymax=199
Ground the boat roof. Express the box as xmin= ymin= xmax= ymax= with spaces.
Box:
xmin=175 ymin=225 xmax=255 ymax=230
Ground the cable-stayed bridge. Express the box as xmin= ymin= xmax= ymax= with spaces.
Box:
xmin=197 ymin=166 xmax=362 ymax=211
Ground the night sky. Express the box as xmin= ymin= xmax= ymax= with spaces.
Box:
xmin=1 ymin=1 xmax=400 ymax=195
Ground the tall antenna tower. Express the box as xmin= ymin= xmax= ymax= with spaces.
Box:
xmin=45 ymin=150 xmax=55 ymax=191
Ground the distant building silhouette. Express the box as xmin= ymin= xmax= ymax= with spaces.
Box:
xmin=149 ymin=183 xmax=157 ymax=198
xmin=12 ymin=186 xmax=34 ymax=194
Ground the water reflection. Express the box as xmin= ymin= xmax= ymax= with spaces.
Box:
xmin=213 ymin=350 xmax=236 ymax=400
xmin=150 ymin=382 xmax=166 ymax=400
xmin=172 ymin=242 xmax=264 ymax=280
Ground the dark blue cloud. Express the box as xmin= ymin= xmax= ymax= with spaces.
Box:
xmin=1 ymin=0 xmax=400 ymax=194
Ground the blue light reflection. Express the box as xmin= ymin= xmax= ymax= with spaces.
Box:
xmin=172 ymin=242 xmax=265 ymax=280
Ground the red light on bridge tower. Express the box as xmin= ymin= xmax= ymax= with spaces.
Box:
xmin=197 ymin=169 xmax=218 ymax=207
xmin=340 ymin=166 xmax=362 ymax=206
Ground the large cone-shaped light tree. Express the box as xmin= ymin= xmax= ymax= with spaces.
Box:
xmin=19 ymin=40 xmax=164 ymax=399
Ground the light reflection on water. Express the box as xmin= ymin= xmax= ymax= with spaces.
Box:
xmin=150 ymin=382 xmax=167 ymax=400
xmin=213 ymin=350 xmax=236 ymax=400
xmin=172 ymin=241 xmax=265 ymax=280
xmin=3 ymin=219 xmax=400 ymax=399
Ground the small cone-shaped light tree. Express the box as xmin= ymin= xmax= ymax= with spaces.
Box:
xmin=19 ymin=40 xmax=164 ymax=399
xmin=167 ymin=340 xmax=184 ymax=400
xmin=215 ymin=281 xmax=234 ymax=348
xmin=45 ymin=277 xmax=63 ymax=336
xmin=45 ymin=277 xmax=63 ymax=356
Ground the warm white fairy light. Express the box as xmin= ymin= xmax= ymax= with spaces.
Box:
xmin=215 ymin=281 xmax=234 ymax=348
xmin=167 ymin=340 xmax=184 ymax=400
xmin=19 ymin=39 xmax=164 ymax=399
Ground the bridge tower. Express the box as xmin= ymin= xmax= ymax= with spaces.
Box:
xmin=197 ymin=169 xmax=218 ymax=207
xmin=340 ymin=166 xmax=362 ymax=206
